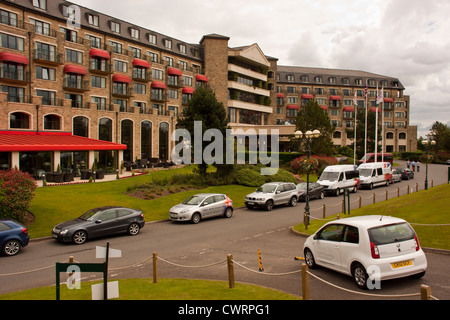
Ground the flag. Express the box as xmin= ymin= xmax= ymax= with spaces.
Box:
xmin=377 ymin=86 xmax=384 ymax=105
xmin=353 ymin=91 xmax=357 ymax=106
xmin=364 ymin=81 xmax=368 ymax=99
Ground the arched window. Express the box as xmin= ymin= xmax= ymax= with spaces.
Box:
xmin=399 ymin=132 xmax=407 ymax=140
xmin=121 ymin=119 xmax=133 ymax=162
xmin=10 ymin=112 xmax=30 ymax=129
xmin=73 ymin=116 xmax=89 ymax=137
xmin=44 ymin=114 xmax=61 ymax=130
xmin=386 ymin=132 xmax=394 ymax=139
xmin=99 ymin=118 xmax=113 ymax=142
xmin=333 ymin=131 xmax=342 ymax=139
xmin=141 ymin=121 xmax=152 ymax=160
xmin=159 ymin=122 xmax=169 ymax=160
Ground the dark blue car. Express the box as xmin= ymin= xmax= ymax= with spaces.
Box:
xmin=0 ymin=219 xmax=30 ymax=256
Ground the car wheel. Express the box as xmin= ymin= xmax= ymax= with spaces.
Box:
xmin=289 ymin=196 xmax=297 ymax=207
xmin=335 ymin=188 xmax=340 ymax=197
xmin=72 ymin=230 xmax=87 ymax=245
xmin=128 ymin=223 xmax=140 ymax=236
xmin=352 ymin=263 xmax=369 ymax=290
xmin=191 ymin=212 xmax=201 ymax=224
xmin=304 ymin=248 xmax=317 ymax=269
xmin=369 ymin=183 xmax=373 ymax=190
xmin=245 ymin=203 xmax=254 ymax=209
xmin=264 ymin=200 xmax=274 ymax=211
xmin=224 ymin=207 xmax=233 ymax=218
xmin=2 ymin=239 xmax=21 ymax=256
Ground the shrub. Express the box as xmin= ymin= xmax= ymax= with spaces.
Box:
xmin=0 ymin=170 xmax=37 ymax=222
xmin=235 ymin=168 xmax=265 ymax=187
xmin=264 ymin=168 xmax=298 ymax=184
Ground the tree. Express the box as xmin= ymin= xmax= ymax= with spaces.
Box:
xmin=346 ymin=109 xmax=382 ymax=159
xmin=294 ymin=100 xmax=334 ymax=156
xmin=176 ymin=85 xmax=232 ymax=176
xmin=429 ymin=121 xmax=450 ymax=152
xmin=0 ymin=170 xmax=37 ymax=222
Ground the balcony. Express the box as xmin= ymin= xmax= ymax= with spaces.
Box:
xmin=63 ymin=78 xmax=90 ymax=92
xmin=89 ymin=60 xmax=112 ymax=74
xmin=0 ymin=68 xmax=30 ymax=84
xmin=132 ymin=70 xmax=152 ymax=82
xmin=112 ymin=87 xmax=133 ymax=98
xmin=34 ymin=50 xmax=63 ymax=65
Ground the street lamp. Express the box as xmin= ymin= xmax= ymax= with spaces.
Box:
xmin=295 ymin=129 xmax=321 ymax=229
xmin=421 ymin=136 xmax=436 ymax=190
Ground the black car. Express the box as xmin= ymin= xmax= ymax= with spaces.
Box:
xmin=397 ymin=168 xmax=414 ymax=180
xmin=0 ymin=219 xmax=30 ymax=256
xmin=52 ymin=206 xmax=145 ymax=245
xmin=296 ymin=182 xmax=325 ymax=201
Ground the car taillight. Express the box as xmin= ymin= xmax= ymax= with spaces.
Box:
xmin=140 ymin=213 xmax=144 ymax=218
xmin=370 ymin=242 xmax=380 ymax=259
xmin=414 ymin=235 xmax=420 ymax=251
xmin=21 ymin=228 xmax=28 ymax=234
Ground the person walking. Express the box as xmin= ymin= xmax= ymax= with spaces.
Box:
xmin=411 ymin=160 xmax=416 ymax=172
xmin=416 ymin=161 xmax=421 ymax=172
xmin=407 ymin=160 xmax=411 ymax=169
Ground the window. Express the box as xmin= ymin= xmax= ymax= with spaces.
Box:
xmin=168 ymin=105 xmax=178 ymax=117
xmin=36 ymin=66 xmax=55 ymax=81
xmin=130 ymin=28 xmax=140 ymax=39
xmin=179 ymin=60 xmax=188 ymax=70
xmin=44 ymin=114 xmax=60 ymax=130
xmin=121 ymin=119 xmax=134 ymax=161
xmin=134 ymin=83 xmax=146 ymax=94
xmin=386 ymin=132 xmax=394 ymax=139
xmin=286 ymin=74 xmax=294 ymax=82
xmin=91 ymin=76 xmax=106 ymax=88
xmin=315 ymin=76 xmax=322 ymax=83
xmin=333 ymin=131 xmax=341 ymax=139
xmin=328 ymin=77 xmax=336 ymax=84
xmin=33 ymin=0 xmax=47 ymax=10
xmin=300 ymin=75 xmax=309 ymax=82
xmin=99 ymin=118 xmax=112 ymax=141
xmin=36 ymin=90 xmax=55 ymax=105
xmin=1 ymin=33 xmax=24 ymax=51
xmin=9 ymin=112 xmax=30 ymax=129
xmin=168 ymin=89 xmax=178 ymax=99
xmin=111 ymin=21 xmax=120 ymax=33
xmin=163 ymin=56 xmax=174 ymax=67
xmin=179 ymin=44 xmax=186 ymax=54
xmin=88 ymin=14 xmax=99 ymax=27
xmin=316 ymin=224 xmax=344 ymax=242
xmin=1 ymin=10 xmax=18 ymax=27
xmin=129 ymin=46 xmax=141 ymax=58
xmin=399 ymin=132 xmax=407 ymax=140
xmin=148 ymin=52 xmax=159 ymax=63
xmin=152 ymin=68 xmax=163 ymax=80
xmin=159 ymin=122 xmax=169 ymax=160
xmin=92 ymin=96 xmax=107 ymax=110
xmin=109 ymin=41 xmax=122 ymax=54
xmin=86 ymin=34 xmax=101 ymax=48
xmin=148 ymin=34 xmax=157 ymax=44
xmin=2 ymin=85 xmax=24 ymax=102
xmin=343 ymin=226 xmax=359 ymax=244
xmin=164 ymin=39 xmax=172 ymax=49
xmin=315 ymin=88 xmax=324 ymax=95
xmin=65 ymin=48 xmax=83 ymax=64
xmin=30 ymin=18 xmax=50 ymax=36
xmin=114 ymin=60 xmax=128 ymax=73
xmin=73 ymin=116 xmax=88 ymax=137
xmin=60 ymin=27 xmax=77 ymax=43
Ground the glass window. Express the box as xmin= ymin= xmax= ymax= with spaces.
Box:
xmin=343 ymin=226 xmax=359 ymax=244
xmin=317 ymin=224 xmax=344 ymax=242
xmin=141 ymin=121 xmax=152 ymax=160
xmin=98 ymin=118 xmax=112 ymax=141
xmin=73 ymin=116 xmax=89 ymax=137
xmin=121 ymin=119 xmax=134 ymax=162
xmin=1 ymin=33 xmax=24 ymax=51
xmin=33 ymin=0 xmax=47 ymax=10
xmin=159 ymin=122 xmax=169 ymax=160
xmin=10 ymin=112 xmax=30 ymax=129
xmin=44 ymin=114 xmax=60 ymax=130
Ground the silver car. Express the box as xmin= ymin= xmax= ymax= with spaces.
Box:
xmin=245 ymin=182 xmax=299 ymax=211
xmin=391 ymin=169 xmax=402 ymax=183
xmin=169 ymin=193 xmax=234 ymax=224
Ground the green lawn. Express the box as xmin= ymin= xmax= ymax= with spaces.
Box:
xmin=29 ymin=166 xmax=255 ymax=238
xmin=0 ymin=278 xmax=300 ymax=300
xmin=294 ymin=183 xmax=450 ymax=250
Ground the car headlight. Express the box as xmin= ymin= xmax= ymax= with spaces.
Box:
xmin=179 ymin=209 xmax=190 ymax=214
xmin=60 ymin=229 xmax=69 ymax=235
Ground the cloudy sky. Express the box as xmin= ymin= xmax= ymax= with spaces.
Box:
xmin=71 ymin=0 xmax=450 ymax=137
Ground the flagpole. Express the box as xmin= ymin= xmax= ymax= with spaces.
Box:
xmin=375 ymin=85 xmax=378 ymax=163
xmin=364 ymin=81 xmax=368 ymax=163
xmin=381 ymin=87 xmax=384 ymax=162
xmin=353 ymin=92 xmax=357 ymax=166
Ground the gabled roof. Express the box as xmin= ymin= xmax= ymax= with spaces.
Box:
xmin=228 ymin=43 xmax=270 ymax=67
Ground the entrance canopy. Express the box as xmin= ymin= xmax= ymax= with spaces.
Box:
xmin=0 ymin=131 xmax=127 ymax=152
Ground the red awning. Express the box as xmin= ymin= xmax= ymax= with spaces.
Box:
xmin=133 ymin=58 xmax=150 ymax=68
xmin=0 ymin=131 xmax=126 ymax=152
xmin=276 ymin=93 xmax=285 ymax=98
xmin=330 ymin=96 xmax=342 ymax=101
xmin=196 ymin=74 xmax=208 ymax=82
xmin=167 ymin=67 xmax=182 ymax=76
xmin=89 ymin=49 xmax=110 ymax=60
xmin=369 ymin=107 xmax=381 ymax=113
xmin=151 ymin=81 xmax=167 ymax=89
xmin=63 ymin=65 xmax=87 ymax=75
xmin=343 ymin=106 xmax=355 ymax=112
xmin=0 ymin=52 xmax=29 ymax=65
xmin=287 ymin=104 xmax=299 ymax=110
xmin=384 ymin=98 xmax=394 ymax=103
xmin=320 ymin=105 xmax=328 ymax=110
xmin=112 ymin=74 xmax=131 ymax=83
xmin=301 ymin=94 xmax=314 ymax=99
xmin=182 ymin=87 xmax=194 ymax=94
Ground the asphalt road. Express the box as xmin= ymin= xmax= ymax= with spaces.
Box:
xmin=0 ymin=161 xmax=449 ymax=300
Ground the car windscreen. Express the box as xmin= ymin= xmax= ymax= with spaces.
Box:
xmin=79 ymin=208 xmax=104 ymax=221
xmin=256 ymin=185 xmax=277 ymax=193
xmin=319 ymin=172 xmax=339 ymax=181
xmin=368 ymin=222 xmax=415 ymax=245
xmin=183 ymin=195 xmax=205 ymax=205
xmin=358 ymin=169 xmax=372 ymax=177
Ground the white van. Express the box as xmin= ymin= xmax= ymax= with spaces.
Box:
xmin=357 ymin=162 xmax=392 ymax=189
xmin=317 ymin=165 xmax=360 ymax=196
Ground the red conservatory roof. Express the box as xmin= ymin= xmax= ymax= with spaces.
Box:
xmin=0 ymin=131 xmax=127 ymax=152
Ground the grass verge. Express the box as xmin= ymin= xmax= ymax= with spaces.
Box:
xmin=293 ymin=183 xmax=450 ymax=250
xmin=0 ymin=278 xmax=300 ymax=300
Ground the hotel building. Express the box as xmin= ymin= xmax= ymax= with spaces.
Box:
xmin=0 ymin=0 xmax=417 ymax=178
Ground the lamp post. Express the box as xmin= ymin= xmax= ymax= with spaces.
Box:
xmin=421 ymin=136 xmax=436 ymax=190
xmin=295 ymin=129 xmax=320 ymax=229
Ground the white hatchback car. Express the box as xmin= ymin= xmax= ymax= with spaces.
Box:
xmin=303 ymin=215 xmax=427 ymax=289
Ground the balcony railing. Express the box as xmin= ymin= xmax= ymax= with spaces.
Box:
xmin=34 ymin=50 xmax=63 ymax=64
xmin=63 ymin=78 xmax=90 ymax=91
xmin=0 ymin=68 xmax=30 ymax=82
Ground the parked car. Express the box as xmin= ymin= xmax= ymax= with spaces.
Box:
xmin=391 ymin=169 xmax=402 ymax=183
xmin=303 ymin=216 xmax=427 ymax=289
xmin=52 ymin=206 xmax=145 ymax=245
xmin=0 ymin=219 xmax=29 ymax=256
xmin=169 ymin=193 xmax=233 ymax=224
xmin=357 ymin=162 xmax=392 ymax=189
xmin=397 ymin=168 xmax=414 ymax=180
xmin=245 ymin=182 xmax=299 ymax=211
xmin=296 ymin=182 xmax=325 ymax=201
xmin=317 ymin=165 xmax=360 ymax=196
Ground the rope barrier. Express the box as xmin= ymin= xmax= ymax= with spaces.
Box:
xmin=231 ymin=259 xmax=302 ymax=276
xmin=157 ymin=256 xmax=227 ymax=269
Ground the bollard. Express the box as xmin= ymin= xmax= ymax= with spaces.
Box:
xmin=416 ymin=183 xmax=418 ymax=192
xmin=322 ymin=203 xmax=326 ymax=219
xmin=373 ymin=193 xmax=376 ymax=204
xmin=359 ymin=196 xmax=362 ymax=208
xmin=227 ymin=254 xmax=235 ymax=289
xmin=420 ymin=284 xmax=432 ymax=300
xmin=152 ymin=252 xmax=158 ymax=284
xmin=407 ymin=185 xmax=410 ymax=194
xmin=431 ymin=179 xmax=433 ymax=188
xmin=257 ymin=250 xmax=264 ymax=271
xmin=301 ymin=263 xmax=310 ymax=300
xmin=386 ymin=189 xmax=388 ymax=201
xmin=397 ymin=187 xmax=400 ymax=198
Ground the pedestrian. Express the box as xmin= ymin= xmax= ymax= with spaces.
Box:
xmin=411 ymin=160 xmax=416 ymax=172
xmin=417 ymin=161 xmax=420 ymax=172
xmin=407 ymin=160 xmax=411 ymax=169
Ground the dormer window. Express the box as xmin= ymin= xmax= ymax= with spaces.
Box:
xmin=179 ymin=44 xmax=186 ymax=54
xmin=111 ymin=21 xmax=120 ymax=34
xmin=286 ymin=74 xmax=294 ymax=82
xmin=130 ymin=28 xmax=139 ymax=39
xmin=148 ymin=34 xmax=157 ymax=45
xmin=164 ymin=39 xmax=172 ymax=49
xmin=88 ymin=14 xmax=99 ymax=27
xmin=32 ymin=0 xmax=47 ymax=10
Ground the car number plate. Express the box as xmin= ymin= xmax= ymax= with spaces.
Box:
xmin=392 ymin=260 xmax=412 ymax=269
xmin=247 ymin=202 xmax=254 ymax=205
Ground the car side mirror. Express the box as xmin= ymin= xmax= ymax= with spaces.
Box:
xmin=276 ymin=191 xmax=281 ymax=194
xmin=95 ymin=220 xmax=102 ymax=224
